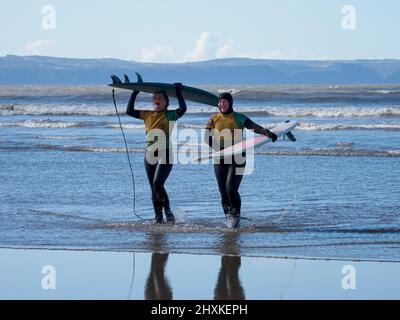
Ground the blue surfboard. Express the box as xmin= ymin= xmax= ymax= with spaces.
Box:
xmin=109 ymin=72 xmax=218 ymax=107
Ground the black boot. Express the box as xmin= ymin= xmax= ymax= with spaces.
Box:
xmin=154 ymin=213 xmax=164 ymax=224
xmin=222 ymin=204 xmax=231 ymax=216
xmin=152 ymin=192 xmax=164 ymax=224
xmin=226 ymin=207 xmax=240 ymax=229
xmin=164 ymin=208 xmax=175 ymax=225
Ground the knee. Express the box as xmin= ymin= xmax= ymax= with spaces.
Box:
xmin=152 ymin=182 xmax=164 ymax=194
xmin=227 ymin=187 xmax=240 ymax=200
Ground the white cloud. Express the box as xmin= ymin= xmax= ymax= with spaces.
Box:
xmin=141 ymin=44 xmax=174 ymax=62
xmin=217 ymin=41 xmax=234 ymax=58
xmin=184 ymin=32 xmax=219 ymax=61
xmin=25 ymin=40 xmax=54 ymax=55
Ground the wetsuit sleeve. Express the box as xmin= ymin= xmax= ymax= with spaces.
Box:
xmin=204 ymin=116 xmax=216 ymax=150
xmin=244 ymin=118 xmax=266 ymax=134
xmin=244 ymin=118 xmax=277 ymax=141
xmin=126 ymin=91 xmax=141 ymax=119
xmin=174 ymin=84 xmax=187 ymax=119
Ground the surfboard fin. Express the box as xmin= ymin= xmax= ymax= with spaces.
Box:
xmin=111 ymin=75 xmax=122 ymax=84
xmin=135 ymin=72 xmax=143 ymax=83
xmin=285 ymin=131 xmax=296 ymax=142
xmin=124 ymin=74 xmax=130 ymax=83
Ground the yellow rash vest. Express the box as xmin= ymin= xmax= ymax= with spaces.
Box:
xmin=206 ymin=111 xmax=248 ymax=150
xmin=139 ymin=110 xmax=181 ymax=149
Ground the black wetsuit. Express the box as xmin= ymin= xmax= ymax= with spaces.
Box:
xmin=205 ymin=115 xmax=273 ymax=218
xmin=126 ymin=88 xmax=187 ymax=222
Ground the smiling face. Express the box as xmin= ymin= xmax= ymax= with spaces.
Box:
xmin=218 ymin=98 xmax=230 ymax=113
xmin=152 ymin=93 xmax=167 ymax=111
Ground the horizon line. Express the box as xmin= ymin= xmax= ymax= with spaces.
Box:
xmin=2 ymin=54 xmax=400 ymax=64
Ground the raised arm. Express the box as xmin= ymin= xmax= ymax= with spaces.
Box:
xmin=174 ymin=83 xmax=187 ymax=117
xmin=126 ymin=90 xmax=141 ymax=119
xmin=244 ymin=118 xmax=277 ymax=142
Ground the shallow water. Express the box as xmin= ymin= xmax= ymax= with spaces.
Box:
xmin=1 ymin=85 xmax=399 ymax=261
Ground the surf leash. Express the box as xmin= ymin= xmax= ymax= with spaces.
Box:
xmin=112 ymin=89 xmax=144 ymax=220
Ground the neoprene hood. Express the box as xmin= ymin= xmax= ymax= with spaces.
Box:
xmin=218 ymin=92 xmax=233 ymax=114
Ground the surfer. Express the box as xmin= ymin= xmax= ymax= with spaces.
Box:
xmin=126 ymin=83 xmax=187 ymax=224
xmin=204 ymin=92 xmax=277 ymax=228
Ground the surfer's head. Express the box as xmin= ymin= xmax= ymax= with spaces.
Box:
xmin=218 ymin=92 xmax=233 ymax=114
xmin=153 ymin=91 xmax=169 ymax=111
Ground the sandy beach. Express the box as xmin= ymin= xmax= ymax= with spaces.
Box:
xmin=1 ymin=247 xmax=399 ymax=300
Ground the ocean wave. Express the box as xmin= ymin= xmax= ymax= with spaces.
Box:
xmin=217 ymin=88 xmax=242 ymax=95
xmin=0 ymin=119 xmax=81 ymax=128
xmin=38 ymin=145 xmax=146 ymax=153
xmin=180 ymin=122 xmax=400 ymax=131
xmin=257 ymin=148 xmax=400 ymax=157
xmin=2 ymin=103 xmax=400 ymax=118
xmin=2 ymin=118 xmax=398 ymax=132
xmin=241 ymin=106 xmax=400 ymax=118
xmin=0 ymin=104 xmax=117 ymax=116
xmin=28 ymin=135 xmax=90 ymax=140
xmin=368 ymin=89 xmax=400 ymax=94
xmin=217 ymin=87 xmax=400 ymax=103
xmin=296 ymin=123 xmax=400 ymax=131
xmin=178 ymin=124 xmax=205 ymax=129
xmin=106 ymin=123 xmax=145 ymax=129
xmin=2 ymin=85 xmax=400 ymax=106
xmin=4 ymin=143 xmax=398 ymax=158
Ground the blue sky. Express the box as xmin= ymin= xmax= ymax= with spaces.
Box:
xmin=1 ymin=0 xmax=399 ymax=62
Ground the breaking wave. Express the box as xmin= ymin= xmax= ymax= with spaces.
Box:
xmin=1 ymin=104 xmax=400 ymax=118
xmin=0 ymin=119 xmax=81 ymax=128
xmin=2 ymin=143 xmax=398 ymax=157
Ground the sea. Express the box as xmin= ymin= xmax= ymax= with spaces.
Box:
xmin=1 ymin=84 xmax=399 ymax=261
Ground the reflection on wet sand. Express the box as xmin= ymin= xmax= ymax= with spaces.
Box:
xmin=143 ymin=231 xmax=245 ymax=300
xmin=145 ymin=233 xmax=172 ymax=300
xmin=214 ymin=232 xmax=245 ymax=300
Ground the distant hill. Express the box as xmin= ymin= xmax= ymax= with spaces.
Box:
xmin=1 ymin=55 xmax=400 ymax=85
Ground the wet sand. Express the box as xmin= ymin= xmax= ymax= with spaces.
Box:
xmin=1 ymin=247 xmax=399 ymax=300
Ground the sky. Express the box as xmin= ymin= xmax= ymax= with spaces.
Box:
xmin=1 ymin=0 xmax=399 ymax=62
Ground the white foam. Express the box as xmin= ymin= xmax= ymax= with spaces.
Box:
xmin=0 ymin=104 xmax=118 ymax=116
xmin=368 ymin=89 xmax=400 ymax=94
xmin=255 ymin=106 xmax=400 ymax=118
xmin=296 ymin=123 xmax=400 ymax=131
xmin=29 ymin=135 xmax=89 ymax=140
xmin=107 ymin=124 xmax=145 ymax=129
xmin=40 ymin=145 xmax=146 ymax=153
xmin=387 ymin=150 xmax=400 ymax=156
xmin=217 ymin=88 xmax=242 ymax=95
xmin=1 ymin=104 xmax=400 ymax=118
xmin=187 ymin=106 xmax=400 ymax=118
xmin=0 ymin=119 xmax=81 ymax=128
xmin=178 ymin=124 xmax=205 ymax=129
xmin=256 ymin=148 xmax=400 ymax=157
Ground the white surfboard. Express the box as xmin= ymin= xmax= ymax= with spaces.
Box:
xmin=194 ymin=120 xmax=298 ymax=163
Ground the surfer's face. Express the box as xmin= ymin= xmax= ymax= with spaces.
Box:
xmin=218 ymin=99 xmax=230 ymax=113
xmin=152 ymin=93 xmax=167 ymax=111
